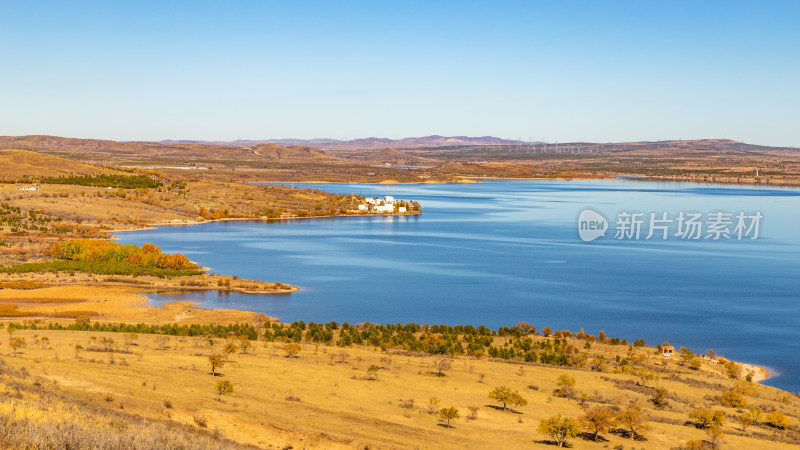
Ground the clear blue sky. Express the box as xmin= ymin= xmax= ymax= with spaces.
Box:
xmin=1 ymin=1 xmax=798 ymax=146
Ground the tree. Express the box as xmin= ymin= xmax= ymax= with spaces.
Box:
xmin=578 ymin=406 xmax=615 ymax=441
xmin=748 ymin=407 xmax=763 ymax=425
xmin=706 ymin=425 xmax=725 ymax=449
xmin=681 ymin=440 xmax=709 ymax=450
xmin=765 ymin=411 xmax=790 ymax=429
xmin=432 ymin=355 xmax=452 ymax=376
xmin=538 ymin=414 xmax=580 ymax=447
xmin=690 ymin=358 xmax=703 ymax=370
xmin=284 ymin=343 xmax=301 ymax=357
xmin=616 ymin=402 xmax=650 ymax=438
xmin=590 ymin=355 xmax=607 ymax=372
xmin=439 ymin=407 xmax=459 ymax=427
xmin=736 ymin=412 xmax=754 ymax=432
xmin=720 ymin=390 xmax=747 ymax=408
xmin=724 ymin=360 xmax=741 ymax=379
xmin=366 ymin=364 xmax=380 ymax=380
xmin=215 ymin=380 xmax=233 ymax=400
xmin=634 ymin=367 xmax=660 ymax=387
xmin=488 ymin=386 xmax=527 ymax=410
xmin=679 ymin=346 xmax=694 ymax=365
xmin=239 ymin=336 xmax=251 ymax=354
xmin=223 ymin=342 xmax=237 ymax=359
xmin=515 ymin=322 xmax=536 ymax=334
xmin=9 ymin=337 xmax=25 ymax=354
xmin=123 ymin=333 xmax=138 ymax=351
xmin=208 ymin=354 xmax=226 ymax=376
xmin=651 ymin=387 xmax=668 ymax=408
xmin=555 ymin=374 xmax=576 ymax=398
xmin=155 ymin=335 xmax=169 ymax=350
xmin=690 ymin=408 xmax=724 ymax=429
xmin=74 ymin=344 xmax=84 ymax=358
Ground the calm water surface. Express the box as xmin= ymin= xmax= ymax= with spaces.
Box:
xmin=116 ymin=179 xmax=800 ymax=391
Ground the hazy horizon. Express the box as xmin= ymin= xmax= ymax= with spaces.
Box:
xmin=2 ymin=1 xmax=798 ymax=146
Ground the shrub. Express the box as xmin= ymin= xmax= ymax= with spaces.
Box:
xmin=765 ymin=411 xmax=790 ymax=429
xmin=690 ymin=408 xmax=725 ymax=428
xmin=193 ymin=414 xmax=208 ymax=428
xmin=366 ymin=364 xmax=380 ymax=380
xmin=215 ymin=380 xmax=233 ymax=400
xmin=720 ymin=390 xmax=747 ymax=408
xmin=554 ymin=374 xmax=577 ymax=398
xmin=283 ymin=343 xmax=301 ymax=357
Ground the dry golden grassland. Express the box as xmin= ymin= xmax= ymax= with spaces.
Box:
xmin=0 ymin=283 xmax=272 ymax=324
xmin=0 ymin=326 xmax=798 ymax=449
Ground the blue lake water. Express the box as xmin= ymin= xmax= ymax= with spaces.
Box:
xmin=115 ymin=179 xmax=800 ymax=391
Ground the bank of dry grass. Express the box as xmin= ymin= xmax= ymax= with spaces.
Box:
xmin=0 ymin=327 xmax=798 ymax=449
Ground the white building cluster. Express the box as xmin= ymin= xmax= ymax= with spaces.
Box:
xmin=357 ymin=195 xmax=407 ymax=213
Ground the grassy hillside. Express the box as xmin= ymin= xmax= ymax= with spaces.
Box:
xmin=0 ymin=136 xmax=343 ymax=164
xmin=0 ymin=324 xmax=797 ymax=449
xmin=249 ymin=144 xmax=343 ymax=163
xmin=0 ymin=149 xmax=117 ymax=179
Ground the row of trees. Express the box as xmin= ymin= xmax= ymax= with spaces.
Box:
xmin=5 ymin=319 xmax=648 ymax=368
xmin=536 ymin=403 xmax=650 ymax=447
xmin=40 ymin=174 xmax=162 ymax=189
xmin=2 ymin=239 xmax=207 ymax=277
xmin=49 ymin=240 xmax=196 ymax=271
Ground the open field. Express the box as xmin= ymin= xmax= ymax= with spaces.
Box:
xmin=0 ymin=279 xmax=283 ymax=324
xmin=0 ymin=325 xmax=798 ymax=449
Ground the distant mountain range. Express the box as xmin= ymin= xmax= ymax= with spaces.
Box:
xmin=155 ymin=135 xmax=529 ymax=150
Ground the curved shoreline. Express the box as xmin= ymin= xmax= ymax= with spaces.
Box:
xmin=103 ymin=179 xmax=780 ymax=386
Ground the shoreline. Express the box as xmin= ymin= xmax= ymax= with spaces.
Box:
xmin=0 ymin=276 xmax=777 ymax=385
xmin=735 ymin=360 xmax=775 ymax=384
xmin=107 ymin=210 xmax=422 ymax=234
xmin=4 ymin=177 xmax=783 ymax=387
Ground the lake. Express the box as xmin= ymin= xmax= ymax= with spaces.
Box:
xmin=115 ymin=179 xmax=800 ymax=391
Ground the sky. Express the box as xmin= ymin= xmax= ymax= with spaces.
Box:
xmin=1 ymin=1 xmax=798 ymax=146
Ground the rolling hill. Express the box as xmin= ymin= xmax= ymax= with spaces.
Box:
xmin=0 ymin=149 xmax=117 ymax=179
xmin=0 ymin=136 xmax=342 ymax=164
xmin=360 ymin=147 xmax=439 ymax=165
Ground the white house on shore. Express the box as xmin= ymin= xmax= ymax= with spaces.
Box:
xmin=357 ymin=195 xmax=409 ymax=214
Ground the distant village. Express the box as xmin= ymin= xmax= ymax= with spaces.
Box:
xmin=357 ymin=196 xmax=409 ymax=213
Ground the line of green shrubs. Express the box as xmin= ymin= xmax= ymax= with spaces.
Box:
xmin=40 ymin=174 xmax=162 ymax=189
xmin=2 ymin=320 xmax=631 ymax=368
